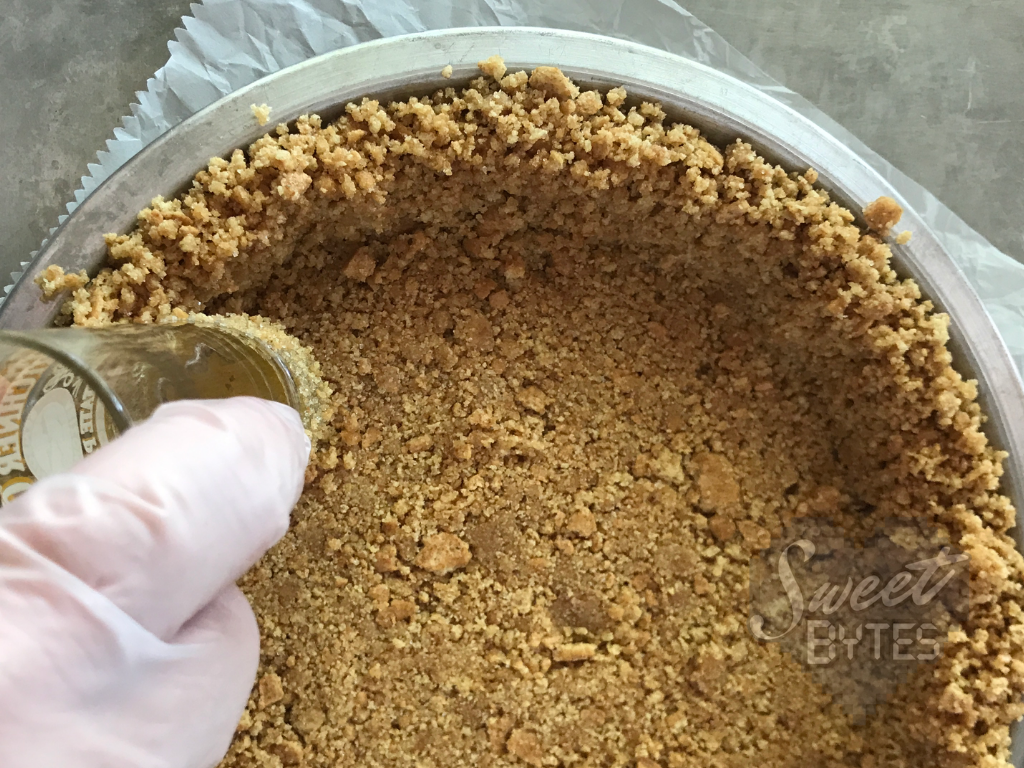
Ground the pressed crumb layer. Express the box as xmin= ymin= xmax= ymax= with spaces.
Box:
xmin=49 ymin=58 xmax=1024 ymax=767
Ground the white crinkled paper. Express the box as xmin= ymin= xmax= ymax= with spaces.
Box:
xmin=14 ymin=0 xmax=1024 ymax=378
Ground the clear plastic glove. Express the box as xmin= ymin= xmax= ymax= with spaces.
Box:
xmin=0 ymin=397 xmax=309 ymax=768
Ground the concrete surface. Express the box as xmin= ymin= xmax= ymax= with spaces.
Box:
xmin=1 ymin=0 xmax=1022 ymax=292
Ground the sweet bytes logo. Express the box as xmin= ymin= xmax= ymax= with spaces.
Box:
xmin=748 ymin=519 xmax=969 ymax=719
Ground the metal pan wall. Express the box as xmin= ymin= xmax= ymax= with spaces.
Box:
xmin=2 ymin=27 xmax=1020 ymax=761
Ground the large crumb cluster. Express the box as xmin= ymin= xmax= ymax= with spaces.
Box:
xmin=252 ymin=103 xmax=273 ymax=127
xmin=862 ymin=195 xmax=903 ymax=237
xmin=62 ymin=58 xmax=1024 ymax=768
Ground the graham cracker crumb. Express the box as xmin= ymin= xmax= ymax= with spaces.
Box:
xmin=35 ymin=265 xmax=88 ymax=299
xmin=515 ymin=385 xmax=548 ymax=414
xmin=406 ymin=434 xmax=434 ymax=453
xmin=441 ymin=64 xmax=453 ymax=79
xmin=528 ymin=66 xmax=580 ymax=101
xmin=864 ymin=195 xmax=903 ymax=236
xmin=342 ymin=247 xmax=376 ymax=282
xmin=60 ymin=62 xmax=1024 ymax=768
xmin=251 ymin=103 xmax=272 ymax=126
xmin=478 ymin=54 xmax=507 ymax=80
xmin=270 ymin=741 xmax=302 ymax=766
xmin=553 ymin=643 xmax=597 ymax=662
xmin=696 ymin=453 xmax=741 ymax=510
xmin=506 ymin=728 xmax=545 ymax=766
xmin=708 ymin=514 xmax=737 ymax=542
xmin=566 ymin=510 xmax=597 ymax=537
xmin=258 ymin=672 xmax=284 ymax=707
xmin=414 ymin=532 xmax=472 ymax=574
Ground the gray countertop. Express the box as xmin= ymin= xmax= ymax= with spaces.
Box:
xmin=2 ymin=0 xmax=1022 ymax=288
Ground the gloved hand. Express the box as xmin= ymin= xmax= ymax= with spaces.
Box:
xmin=0 ymin=398 xmax=309 ymax=768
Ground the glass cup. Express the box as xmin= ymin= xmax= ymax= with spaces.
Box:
xmin=0 ymin=324 xmax=298 ymax=505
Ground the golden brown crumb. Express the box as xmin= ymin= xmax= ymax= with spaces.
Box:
xmin=897 ymin=229 xmax=913 ymax=244
xmin=506 ymin=729 xmax=545 ymax=766
xmin=737 ymin=519 xmax=771 ymax=550
xmin=250 ymin=103 xmax=272 ymax=126
xmin=489 ymin=289 xmax=510 ymax=310
xmin=274 ymin=172 xmax=311 ymax=201
xmin=553 ymin=643 xmax=597 ymax=662
xmin=515 ymin=385 xmax=548 ymax=414
xmin=341 ymin=247 xmax=376 ymax=282
xmin=405 ymin=434 xmax=433 ymax=453
xmin=566 ymin=510 xmax=596 ymax=537
xmin=528 ymin=66 xmax=580 ymax=101
xmin=63 ymin=64 xmax=1024 ymax=768
xmin=478 ymin=54 xmax=507 ymax=80
xmin=34 ymin=265 xmax=88 ymax=299
xmin=258 ymin=672 xmax=284 ymax=707
xmin=441 ymin=64 xmax=453 ymax=79
xmin=269 ymin=741 xmax=302 ymax=766
xmin=414 ymin=532 xmax=472 ymax=574
xmin=696 ymin=452 xmax=741 ymax=511
xmin=708 ymin=514 xmax=737 ymax=542
xmin=863 ymin=195 xmax=903 ymax=235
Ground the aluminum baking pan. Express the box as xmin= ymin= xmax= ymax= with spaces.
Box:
xmin=2 ymin=27 xmax=1022 ymax=759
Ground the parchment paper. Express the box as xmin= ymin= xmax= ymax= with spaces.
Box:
xmin=11 ymin=0 xmax=1024 ymax=377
